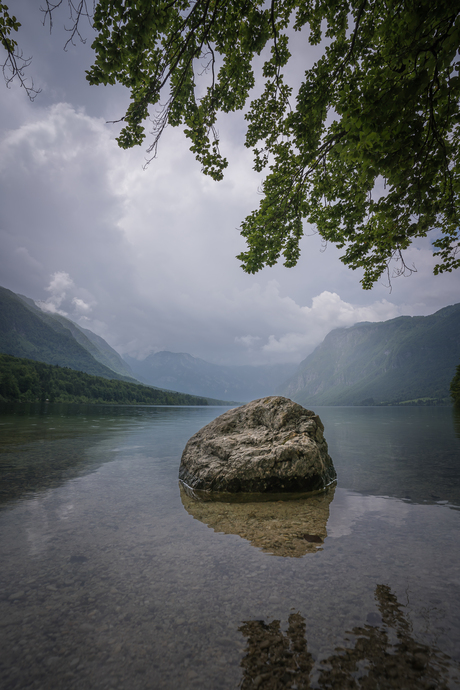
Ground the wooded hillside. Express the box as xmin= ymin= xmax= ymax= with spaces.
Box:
xmin=0 ymin=354 xmax=209 ymax=406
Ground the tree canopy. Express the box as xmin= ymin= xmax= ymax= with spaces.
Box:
xmin=2 ymin=0 xmax=460 ymax=288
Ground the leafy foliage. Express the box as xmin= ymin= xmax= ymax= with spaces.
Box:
xmin=87 ymin=0 xmax=460 ymax=287
xmin=0 ymin=2 xmax=39 ymax=97
xmin=0 ymin=353 xmax=209 ymax=405
xmin=3 ymin=1 xmax=460 ymax=286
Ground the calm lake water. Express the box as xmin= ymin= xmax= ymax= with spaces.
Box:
xmin=1 ymin=402 xmax=459 ymax=689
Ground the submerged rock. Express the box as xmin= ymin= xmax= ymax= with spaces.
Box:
xmin=180 ymin=483 xmax=335 ymax=557
xmin=178 ymin=396 xmax=336 ymax=493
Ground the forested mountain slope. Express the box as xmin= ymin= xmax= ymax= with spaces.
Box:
xmin=280 ymin=304 xmax=460 ymax=406
xmin=0 ymin=354 xmax=209 ymax=405
xmin=0 ymin=287 xmax=136 ymax=382
xmin=16 ymin=293 xmax=135 ymax=379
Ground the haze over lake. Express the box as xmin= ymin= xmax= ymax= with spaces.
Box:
xmin=1 ymin=402 xmax=459 ymax=689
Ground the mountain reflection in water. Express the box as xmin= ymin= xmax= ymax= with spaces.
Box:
xmin=0 ymin=402 xmax=143 ymax=505
xmin=239 ymin=585 xmax=454 ymax=689
xmin=453 ymin=406 xmax=460 ymax=439
xmin=179 ymin=483 xmax=335 ymax=557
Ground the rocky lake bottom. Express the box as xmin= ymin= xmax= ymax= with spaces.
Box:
xmin=0 ymin=402 xmax=459 ymax=689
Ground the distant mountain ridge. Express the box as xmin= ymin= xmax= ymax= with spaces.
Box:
xmin=280 ymin=303 xmax=460 ymax=406
xmin=4 ymin=283 xmax=457 ymax=407
xmin=0 ymin=286 xmax=137 ymax=382
xmin=0 ymin=286 xmax=261 ymax=404
xmin=125 ymin=350 xmax=298 ymax=402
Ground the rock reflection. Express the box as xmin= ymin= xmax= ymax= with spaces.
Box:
xmin=238 ymin=585 xmax=454 ymax=689
xmin=179 ymin=483 xmax=335 ymax=557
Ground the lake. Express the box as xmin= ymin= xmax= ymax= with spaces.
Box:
xmin=1 ymin=402 xmax=460 ymax=689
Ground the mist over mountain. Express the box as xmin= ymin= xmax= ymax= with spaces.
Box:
xmin=0 ymin=286 xmax=291 ymax=403
xmin=3 ymin=284 xmax=458 ymax=407
xmin=0 ymin=286 xmax=137 ymax=382
xmin=280 ymin=304 xmax=460 ymax=406
xmin=124 ymin=351 xmax=298 ymax=402
xmin=18 ymin=293 xmax=136 ymax=379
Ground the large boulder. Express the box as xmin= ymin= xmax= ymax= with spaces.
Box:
xmin=178 ymin=396 xmax=336 ymax=493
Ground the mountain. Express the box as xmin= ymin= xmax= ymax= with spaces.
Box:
xmin=124 ymin=351 xmax=298 ymax=402
xmin=279 ymin=304 xmax=460 ymax=406
xmin=0 ymin=353 xmax=210 ymax=406
xmin=17 ymin=295 xmax=135 ymax=379
xmin=0 ymin=286 xmax=137 ymax=382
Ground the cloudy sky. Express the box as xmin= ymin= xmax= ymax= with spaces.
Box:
xmin=1 ymin=1 xmax=459 ymax=366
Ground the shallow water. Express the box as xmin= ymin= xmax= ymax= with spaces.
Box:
xmin=0 ymin=402 xmax=459 ymax=689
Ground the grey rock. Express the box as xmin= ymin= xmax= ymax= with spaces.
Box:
xmin=178 ymin=396 xmax=336 ymax=493
xmin=8 ymin=591 xmax=26 ymax=601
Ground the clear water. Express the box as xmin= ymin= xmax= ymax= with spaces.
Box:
xmin=0 ymin=402 xmax=459 ymax=689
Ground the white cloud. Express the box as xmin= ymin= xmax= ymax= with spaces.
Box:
xmin=35 ymin=270 xmax=98 ymax=323
xmin=232 ymin=288 xmax=402 ymax=363
xmin=36 ymin=271 xmax=73 ymax=314
xmin=47 ymin=271 xmax=74 ymax=294
xmin=235 ymin=335 xmax=262 ymax=348
xmin=72 ymin=297 xmax=93 ymax=314
xmin=37 ymin=271 xmax=74 ymax=314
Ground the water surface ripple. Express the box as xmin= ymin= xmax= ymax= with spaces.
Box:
xmin=1 ymin=402 xmax=459 ymax=689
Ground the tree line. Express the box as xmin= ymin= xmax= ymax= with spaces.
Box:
xmin=451 ymin=364 xmax=460 ymax=406
xmin=0 ymin=354 xmax=209 ymax=406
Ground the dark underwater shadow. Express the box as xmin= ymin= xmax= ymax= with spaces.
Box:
xmin=238 ymin=584 xmax=457 ymax=689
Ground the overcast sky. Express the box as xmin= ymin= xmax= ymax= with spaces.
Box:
xmin=1 ymin=1 xmax=459 ymax=366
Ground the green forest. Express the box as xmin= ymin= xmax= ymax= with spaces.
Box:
xmin=0 ymin=354 xmax=209 ymax=406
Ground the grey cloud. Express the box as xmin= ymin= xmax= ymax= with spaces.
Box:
xmin=1 ymin=6 xmax=459 ymax=367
